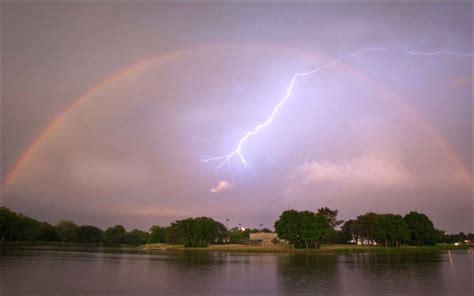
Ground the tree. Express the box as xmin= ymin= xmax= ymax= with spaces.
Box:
xmin=317 ymin=207 xmax=343 ymax=228
xmin=0 ymin=207 xmax=18 ymax=240
xmin=77 ymin=225 xmax=103 ymax=243
xmin=404 ymin=211 xmax=436 ymax=246
xmin=339 ymin=219 xmax=357 ymax=243
xmin=103 ymin=225 xmax=126 ymax=246
xmin=274 ymin=210 xmax=333 ymax=248
xmin=373 ymin=214 xmax=410 ymax=247
xmin=148 ymin=225 xmax=166 ymax=244
xmin=125 ymin=229 xmax=149 ymax=246
xmin=354 ymin=212 xmax=378 ymax=244
xmin=39 ymin=222 xmax=59 ymax=241
xmin=57 ymin=220 xmax=79 ymax=243
xmin=299 ymin=211 xmax=334 ymax=248
xmin=228 ymin=227 xmax=249 ymax=243
xmin=164 ymin=224 xmax=180 ymax=244
xmin=174 ymin=217 xmax=227 ymax=247
xmin=433 ymin=229 xmax=447 ymax=244
xmin=15 ymin=214 xmax=54 ymax=241
xmin=274 ymin=210 xmax=301 ymax=247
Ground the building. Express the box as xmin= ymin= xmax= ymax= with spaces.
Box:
xmin=249 ymin=232 xmax=278 ymax=245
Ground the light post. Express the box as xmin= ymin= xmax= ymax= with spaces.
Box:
xmin=225 ymin=218 xmax=230 ymax=243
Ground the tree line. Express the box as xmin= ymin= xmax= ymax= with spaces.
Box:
xmin=1 ymin=206 xmax=472 ymax=248
xmin=0 ymin=207 xmax=149 ymax=246
xmin=0 ymin=207 xmax=228 ymax=247
xmin=276 ymin=208 xmax=473 ymax=248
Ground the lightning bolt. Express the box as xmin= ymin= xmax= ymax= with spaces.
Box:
xmin=202 ymin=47 xmax=473 ymax=170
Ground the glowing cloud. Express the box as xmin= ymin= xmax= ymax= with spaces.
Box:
xmin=210 ymin=180 xmax=233 ymax=193
xmin=293 ymin=156 xmax=412 ymax=187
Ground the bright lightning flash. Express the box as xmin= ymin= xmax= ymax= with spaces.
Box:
xmin=202 ymin=47 xmax=473 ymax=170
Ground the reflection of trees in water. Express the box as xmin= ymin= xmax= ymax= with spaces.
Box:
xmin=276 ymin=254 xmax=339 ymax=294
xmin=147 ymin=251 xmax=282 ymax=294
xmin=351 ymin=252 xmax=442 ymax=279
xmin=337 ymin=253 xmax=444 ymax=294
xmin=275 ymin=253 xmax=455 ymax=295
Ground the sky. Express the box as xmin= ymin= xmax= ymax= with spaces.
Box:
xmin=1 ymin=2 xmax=472 ymax=232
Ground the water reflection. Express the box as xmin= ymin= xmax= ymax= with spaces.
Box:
xmin=276 ymin=254 xmax=338 ymax=294
xmin=0 ymin=247 xmax=472 ymax=295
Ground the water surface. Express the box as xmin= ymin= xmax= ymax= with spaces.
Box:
xmin=0 ymin=246 xmax=472 ymax=295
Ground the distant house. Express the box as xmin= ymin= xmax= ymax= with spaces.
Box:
xmin=352 ymin=238 xmax=377 ymax=246
xmin=249 ymin=232 xmax=278 ymax=245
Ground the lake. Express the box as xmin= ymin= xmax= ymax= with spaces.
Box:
xmin=0 ymin=246 xmax=472 ymax=295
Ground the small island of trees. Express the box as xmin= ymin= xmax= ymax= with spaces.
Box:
xmin=0 ymin=206 xmax=472 ymax=250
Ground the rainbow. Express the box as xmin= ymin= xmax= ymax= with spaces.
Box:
xmin=2 ymin=42 xmax=472 ymax=194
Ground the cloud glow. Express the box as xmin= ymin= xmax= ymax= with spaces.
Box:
xmin=293 ymin=156 xmax=413 ymax=188
xmin=210 ymin=180 xmax=233 ymax=193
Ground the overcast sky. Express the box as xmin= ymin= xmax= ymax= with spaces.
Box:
xmin=1 ymin=2 xmax=472 ymax=232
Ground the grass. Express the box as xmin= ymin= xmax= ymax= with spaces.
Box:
xmin=144 ymin=243 xmax=472 ymax=254
xmin=3 ymin=241 xmax=470 ymax=255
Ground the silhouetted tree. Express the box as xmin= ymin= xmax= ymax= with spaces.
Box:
xmin=373 ymin=214 xmax=410 ymax=247
xmin=103 ymin=225 xmax=126 ymax=246
xmin=228 ymin=227 xmax=249 ymax=243
xmin=339 ymin=219 xmax=357 ymax=243
xmin=404 ymin=211 xmax=437 ymax=245
xmin=148 ymin=225 xmax=166 ymax=244
xmin=77 ymin=225 xmax=103 ymax=244
xmin=317 ymin=207 xmax=343 ymax=228
xmin=175 ymin=217 xmax=227 ymax=247
xmin=57 ymin=220 xmax=79 ymax=243
xmin=353 ymin=212 xmax=379 ymax=244
xmin=125 ymin=229 xmax=149 ymax=246
xmin=164 ymin=224 xmax=180 ymax=244
xmin=40 ymin=222 xmax=59 ymax=241
xmin=0 ymin=207 xmax=18 ymax=240
xmin=274 ymin=210 xmax=301 ymax=247
xmin=275 ymin=210 xmax=333 ymax=248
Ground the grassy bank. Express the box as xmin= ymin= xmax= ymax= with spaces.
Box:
xmin=3 ymin=241 xmax=471 ymax=255
xmin=144 ymin=243 xmax=472 ymax=254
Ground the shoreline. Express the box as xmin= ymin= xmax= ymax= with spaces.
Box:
xmin=1 ymin=241 xmax=471 ymax=255
xmin=143 ymin=243 xmax=472 ymax=254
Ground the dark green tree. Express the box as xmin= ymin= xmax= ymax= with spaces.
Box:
xmin=339 ymin=219 xmax=357 ymax=243
xmin=39 ymin=222 xmax=59 ymax=241
xmin=175 ymin=217 xmax=227 ymax=247
xmin=125 ymin=229 xmax=149 ymax=246
xmin=103 ymin=225 xmax=126 ymax=246
xmin=404 ymin=211 xmax=437 ymax=245
xmin=164 ymin=224 xmax=180 ymax=244
xmin=228 ymin=227 xmax=249 ymax=243
xmin=0 ymin=207 xmax=18 ymax=240
xmin=15 ymin=214 xmax=44 ymax=241
xmin=77 ymin=225 xmax=103 ymax=243
xmin=274 ymin=210 xmax=333 ymax=248
xmin=354 ymin=212 xmax=379 ymax=244
xmin=317 ymin=207 xmax=343 ymax=228
xmin=56 ymin=220 xmax=79 ymax=243
xmin=299 ymin=211 xmax=334 ymax=248
xmin=147 ymin=225 xmax=166 ymax=244
xmin=373 ymin=214 xmax=410 ymax=247
xmin=274 ymin=210 xmax=301 ymax=247
xmin=434 ymin=229 xmax=447 ymax=243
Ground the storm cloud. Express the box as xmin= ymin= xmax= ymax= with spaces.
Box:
xmin=1 ymin=2 xmax=472 ymax=232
